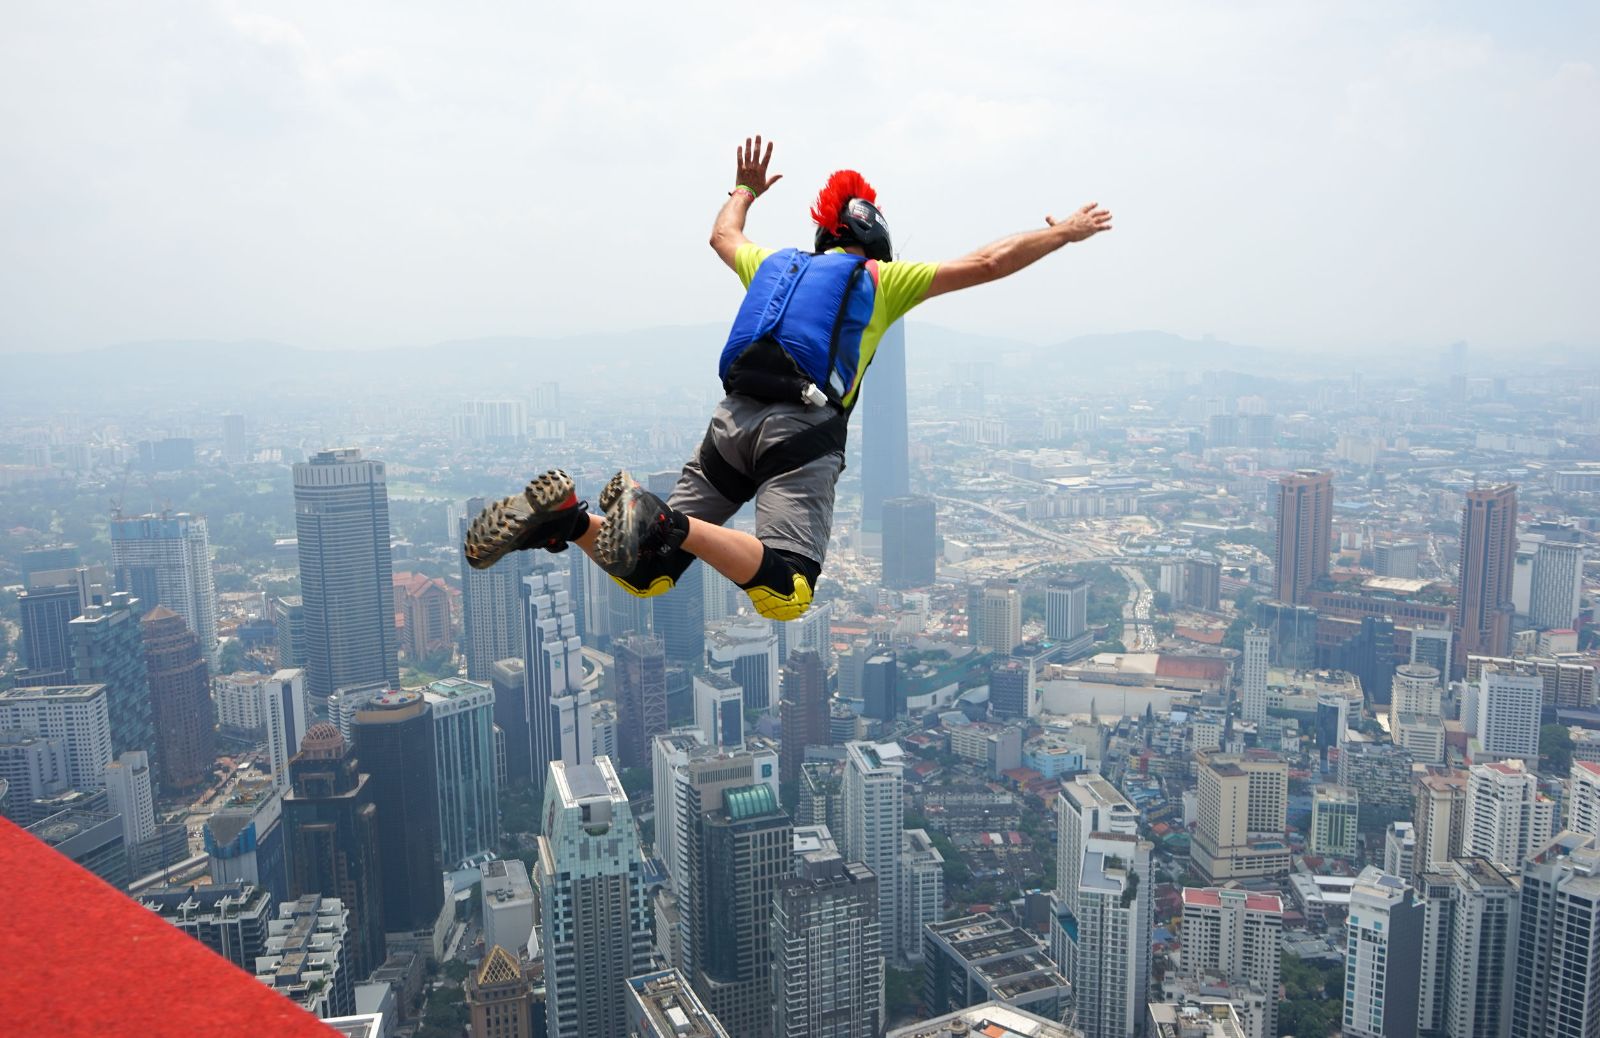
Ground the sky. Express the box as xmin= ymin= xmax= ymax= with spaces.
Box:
xmin=1 ymin=1 xmax=1596 ymax=356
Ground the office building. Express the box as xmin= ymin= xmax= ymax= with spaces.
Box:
xmin=104 ymin=749 xmax=156 ymax=848
xmin=523 ymin=563 xmax=588 ymax=807
xmin=1529 ymin=539 xmax=1584 ymax=631
xmin=1511 ymin=834 xmax=1600 ymax=1038
xmin=1191 ymin=753 xmax=1290 ymax=882
xmin=1074 ymin=834 xmax=1154 ymax=1038
xmin=282 ymin=723 xmax=385 ymax=981
xmin=693 ymin=672 xmax=745 ymax=749
xmin=1384 ymin=821 xmax=1416 ymax=880
xmin=256 ymin=895 xmax=354 ymax=1020
xmin=1465 ymin=759 xmax=1554 ymax=867
xmin=27 ymin=807 xmax=128 ymax=888
xmin=0 ymin=730 xmax=69 ymax=825
xmin=973 ymin=583 xmax=1022 ymax=654
xmin=70 ymin=593 xmax=155 ymax=776
xmin=882 ymin=496 xmax=937 ymax=589
xmin=17 ymin=565 xmax=108 ymax=686
xmin=861 ymin=650 xmax=899 ymax=721
xmin=139 ymin=607 xmax=215 ymax=793
xmin=204 ymin=780 xmax=290 ymax=907
xmin=653 ymin=558 xmax=706 ymax=669
xmin=1337 ymin=738 xmax=1413 ymax=834
xmin=465 ymin=945 xmax=537 ymax=1038
xmin=1239 ymin=629 xmax=1269 ymax=723
xmin=1310 ymin=785 xmax=1359 ymax=859
xmin=0 ymin=684 xmax=112 ymax=791
xmin=1455 ymin=484 xmax=1517 ymax=672
xmin=990 ymin=659 xmax=1031 ymax=721
xmin=265 ymin=669 xmax=308 ymax=789
xmin=1272 ymin=470 xmax=1332 ymax=606
xmin=708 ymin=622 xmax=779 ymax=711
xmin=1391 ymin=663 xmax=1442 ymax=719
xmin=274 ymin=595 xmax=305 ymax=669
xmin=1414 ymin=768 xmax=1469 ymax=876
xmin=481 ymin=858 xmax=536 ymax=959
xmin=423 ymin=678 xmax=499 ymax=865
xmin=900 ymin=828 xmax=946 ymax=959
xmin=395 ymin=572 xmax=452 ymax=660
xmin=1373 ymin=540 xmax=1421 ymax=579
xmin=459 ymin=499 xmax=528 ymax=681
xmin=779 ymin=649 xmax=829 ymax=791
xmin=1410 ymin=627 xmax=1453 ymax=679
xmin=484 ymin=659 xmax=530 ymax=791
xmin=885 ymin=1003 xmax=1079 ymax=1038
xmin=1570 ymin=762 xmax=1600 ymax=839
xmin=771 ymin=847 xmax=879 ymax=1038
xmin=924 ymin=914 xmax=1071 ymax=1024
xmin=685 ymin=782 xmax=791 ymax=1038
xmin=535 ymin=758 xmax=653 ymax=1038
xmin=352 ymin=689 xmax=444 ymax=935
xmin=109 ymin=512 xmax=218 ymax=653
xmin=615 ymin=635 xmax=668 ymax=770
xmin=1342 ymin=868 xmax=1422 ymax=1038
xmin=1178 ymin=888 xmax=1283 ymax=1038
xmin=860 ymin=321 xmax=910 ymax=529
xmin=1465 ymin=653 xmax=1596 ymax=712
xmin=139 ymin=883 xmax=273 ymax=970
xmin=1046 ymin=578 xmax=1089 ymax=645
xmin=293 ymin=448 xmax=399 ymax=703
xmin=778 ymin=600 xmax=832 ymax=670
xmin=1435 ymin=857 xmax=1520 ymax=1038
xmin=1474 ymin=663 xmax=1543 ymax=763
xmin=627 ymin=968 xmax=731 ymax=1038
xmin=842 ymin=741 xmax=906 ymax=961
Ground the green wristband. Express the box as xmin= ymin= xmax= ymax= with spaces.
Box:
xmin=732 ymin=184 xmax=758 ymax=200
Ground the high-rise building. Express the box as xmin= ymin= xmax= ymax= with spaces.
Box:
xmin=104 ymin=749 xmax=157 ymax=849
xmin=1455 ymin=484 xmax=1518 ymax=674
xmin=1440 ymin=857 xmax=1520 ymax=1038
xmin=1178 ymin=888 xmax=1283 ymax=1038
xmin=694 ymin=672 xmax=745 ymax=749
xmin=255 ymin=894 xmax=355 ymax=1020
xmin=0 ymin=730 xmax=69 ymax=825
xmin=481 ymin=858 xmax=537 ymax=957
xmin=989 ymin=658 xmax=1030 ymax=721
xmin=841 ymin=741 xmax=905 ymax=961
xmin=881 ymin=496 xmax=936 ymax=589
xmin=1191 ymin=753 xmax=1290 ymax=882
xmin=1074 ymin=834 xmax=1154 ymax=1038
xmin=1046 ymin=578 xmax=1089 ymax=645
xmin=70 ymin=592 xmax=155 ymax=775
xmin=973 ymin=583 xmax=1022 ymax=654
xmin=1570 ymin=762 xmax=1600 ymax=840
xmin=274 ymin=595 xmax=305 ymax=669
xmin=1373 ymin=540 xmax=1421 ymax=579
xmin=203 ymin=780 xmax=290 ymax=907
xmin=265 ymin=669 xmax=308 ymax=790
xmin=1511 ymin=834 xmax=1600 ymax=1038
xmin=458 ymin=499 xmax=528 ymax=681
xmin=1474 ymin=663 xmax=1544 ymax=764
xmin=351 ymin=689 xmax=444 ymax=936
xmin=1272 ymin=470 xmax=1333 ymax=606
xmin=627 ymin=968 xmax=732 ymax=1038
xmin=1413 ymin=768 xmax=1469 ymax=877
xmin=923 ymin=914 xmax=1071 ymax=1024
xmin=139 ymin=607 xmax=215 ymax=793
xmin=1056 ymin=775 xmax=1139 ymax=918
xmin=1240 ymin=629 xmax=1269 ymax=723
xmin=1465 ymin=653 xmax=1597 ymax=713
xmin=779 ymin=649 xmax=829 ymax=791
xmin=1465 ymin=759 xmax=1554 ymax=867
xmin=1384 ymin=821 xmax=1416 ymax=880
xmin=886 ymin=1005 xmax=1078 ymax=1038
xmin=0 ymin=684 xmax=113 ymax=792
xmin=109 ymin=512 xmax=218 ymax=653
xmin=395 ymin=572 xmax=452 ymax=660
xmin=899 ymin=828 xmax=945 ymax=961
xmin=292 ymin=448 xmax=399 ymax=704
xmin=1342 ymin=868 xmax=1423 ymax=1038
xmin=653 ymin=561 xmax=706 ymax=669
xmin=489 ymin=658 xmax=533 ymax=789
xmin=1391 ymin=663 xmax=1443 ymax=719
xmin=1410 ymin=627 xmax=1453 ymax=679
xmin=615 ymin=635 xmax=668 ymax=771
xmin=16 ymin=565 xmax=108 ymax=686
xmin=685 ymin=782 xmax=790 ymax=1038
xmin=467 ymin=946 xmax=538 ymax=1038
xmin=139 ymin=883 xmax=273 ymax=970
xmin=1529 ymin=539 xmax=1584 ymax=631
xmin=523 ymin=563 xmax=589 ymax=807
xmin=860 ymin=322 xmax=910 ymax=530
xmin=1310 ymin=784 xmax=1359 ymax=859
xmin=26 ymin=805 xmax=128 ymax=887
xmin=1338 ymin=738 xmax=1414 ymax=834
xmin=860 ymin=651 xmax=898 ymax=722
xmin=535 ymin=758 xmax=653 ymax=1038
xmin=282 ymin=723 xmax=385 ymax=981
xmin=423 ymin=678 xmax=500 ymax=866
xmin=708 ymin=622 xmax=779 ymax=711
xmin=778 ymin=600 xmax=832 ymax=670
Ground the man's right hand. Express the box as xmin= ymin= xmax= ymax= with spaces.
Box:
xmin=734 ymin=135 xmax=783 ymax=197
xmin=1047 ymin=202 xmax=1114 ymax=242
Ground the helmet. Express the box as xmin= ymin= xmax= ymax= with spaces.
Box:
xmin=811 ymin=170 xmax=892 ymax=261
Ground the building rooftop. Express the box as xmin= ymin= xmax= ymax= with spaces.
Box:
xmin=1180 ymin=888 xmax=1284 ymax=914
xmin=0 ymin=684 xmax=105 ymax=702
xmin=626 ymin=968 xmax=731 ymax=1038
xmin=1149 ymin=1001 xmax=1247 ymax=1038
xmin=722 ymin=783 xmax=780 ymax=821
xmin=886 ymin=1001 xmax=1081 ymax=1038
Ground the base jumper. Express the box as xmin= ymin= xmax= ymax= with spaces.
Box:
xmin=464 ymin=135 xmax=1113 ymax=620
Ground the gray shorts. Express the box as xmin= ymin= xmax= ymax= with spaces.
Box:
xmin=666 ymin=394 xmax=844 ymax=565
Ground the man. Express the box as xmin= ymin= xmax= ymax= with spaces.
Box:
xmin=465 ymin=135 xmax=1112 ymax=620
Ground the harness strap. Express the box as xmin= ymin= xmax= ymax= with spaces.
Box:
xmin=697 ymin=427 xmax=758 ymax=504
xmin=695 ymin=410 xmax=848 ymax=505
xmin=821 ymin=258 xmax=868 ymax=405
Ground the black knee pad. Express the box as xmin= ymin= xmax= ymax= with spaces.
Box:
xmin=610 ymin=548 xmax=697 ymax=599
xmin=738 ymin=548 xmax=821 ymax=620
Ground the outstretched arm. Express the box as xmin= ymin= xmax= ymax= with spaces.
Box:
xmin=710 ymin=135 xmax=783 ymax=271
xmin=924 ymin=203 xmax=1113 ymax=299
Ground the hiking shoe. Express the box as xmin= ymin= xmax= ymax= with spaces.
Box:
xmin=594 ymin=471 xmax=688 ymax=575
xmin=463 ymin=470 xmax=586 ymax=570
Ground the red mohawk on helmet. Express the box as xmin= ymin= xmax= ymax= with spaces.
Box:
xmin=810 ymin=170 xmax=878 ymax=233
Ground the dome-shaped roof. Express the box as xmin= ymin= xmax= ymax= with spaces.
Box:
xmin=299 ymin=723 xmax=346 ymax=759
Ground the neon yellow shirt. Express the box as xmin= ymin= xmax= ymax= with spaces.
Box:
xmin=733 ymin=243 xmax=937 ymax=408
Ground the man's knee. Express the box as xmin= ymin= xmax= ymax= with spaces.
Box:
xmin=738 ymin=548 xmax=821 ymax=621
xmin=610 ymin=550 xmax=695 ymax=599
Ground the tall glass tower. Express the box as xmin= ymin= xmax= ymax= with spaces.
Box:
xmin=860 ymin=322 xmax=910 ymax=531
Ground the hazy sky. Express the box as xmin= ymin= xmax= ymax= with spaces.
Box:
xmin=2 ymin=1 xmax=1596 ymax=356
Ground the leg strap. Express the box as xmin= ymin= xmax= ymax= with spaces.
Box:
xmin=696 ymin=410 xmax=847 ymax=503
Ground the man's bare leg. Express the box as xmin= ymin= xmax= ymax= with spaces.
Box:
xmin=572 ymin=514 xmax=763 ymax=585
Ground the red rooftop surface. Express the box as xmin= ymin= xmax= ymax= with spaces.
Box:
xmin=1181 ymin=886 xmax=1285 ymax=913
xmin=0 ymin=816 xmax=338 ymax=1038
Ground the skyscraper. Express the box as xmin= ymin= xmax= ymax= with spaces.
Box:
xmin=653 ymin=560 xmax=706 ymax=669
xmin=0 ymin=684 xmax=112 ymax=791
xmin=1179 ymin=888 xmax=1284 ymax=1038
xmin=1474 ymin=663 xmax=1543 ymax=763
xmin=1190 ymin=753 xmax=1290 ymax=883
xmin=458 ymin=498 xmax=527 ymax=681
xmin=615 ymin=635 xmax=668 ymax=771
xmin=860 ymin=651 xmax=898 ymax=722
xmin=1455 ymin=484 xmax=1517 ymax=674
xmin=1343 ymin=868 xmax=1423 ymax=1038
xmin=1413 ymin=768 xmax=1469 ymax=877
xmin=70 ymin=592 xmax=155 ymax=774
xmin=293 ymin=448 xmax=399 ymax=704
xmin=778 ymin=649 xmax=829 ymax=791
xmin=138 ymin=883 xmax=273 ymax=971
xmin=351 ymin=689 xmax=444 ymax=936
xmin=265 ymin=669 xmax=309 ymax=790
xmin=104 ymin=749 xmax=157 ymax=847
xmin=1046 ymin=578 xmax=1089 ymax=645
xmin=860 ymin=322 xmax=909 ymax=530
xmin=283 ymin=723 xmax=385 ymax=981
xmin=989 ymin=659 xmax=1030 ymax=720
xmin=1529 ymin=539 xmax=1584 ymax=632
xmin=899 ymin=828 xmax=945 ymax=958
xmin=1570 ymin=762 xmax=1600 ymax=840
xmin=1272 ymin=470 xmax=1332 ymax=606
xmin=973 ymin=583 xmax=1022 ymax=654
xmin=423 ymin=678 xmax=500 ymax=866
xmin=16 ymin=564 xmax=107 ymax=686
xmin=274 ymin=595 xmax=305 ymax=669
xmin=490 ymin=658 xmax=533 ymax=789
xmin=109 ymin=512 xmax=219 ymax=653
xmin=1512 ymin=834 xmax=1600 ymax=1038
xmin=523 ymin=563 xmax=588 ymax=807
xmin=1310 ymin=784 xmax=1359 ymax=859
xmin=841 ymin=741 xmax=905 ymax=960
xmin=1074 ymin=833 xmax=1153 ymax=1038
xmin=535 ymin=758 xmax=653 ymax=1038
xmin=628 ymin=969 xmax=732 ymax=1038
xmin=1438 ymin=857 xmax=1520 ymax=1038
xmin=708 ymin=622 xmax=779 ymax=711
xmin=881 ymin=496 xmax=936 ymax=589
xmin=1240 ymin=629 xmax=1270 ymax=722
xmin=139 ymin=606 xmax=215 ymax=793
xmin=1465 ymin=759 xmax=1554 ymax=866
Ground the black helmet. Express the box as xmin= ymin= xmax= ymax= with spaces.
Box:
xmin=815 ymin=197 xmax=892 ymax=261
